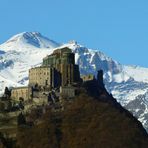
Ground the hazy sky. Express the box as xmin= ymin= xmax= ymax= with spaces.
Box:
xmin=0 ymin=0 xmax=148 ymax=67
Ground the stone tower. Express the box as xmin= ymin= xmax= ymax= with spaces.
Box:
xmin=97 ymin=70 xmax=104 ymax=88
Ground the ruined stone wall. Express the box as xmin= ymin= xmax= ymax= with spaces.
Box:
xmin=11 ymin=87 xmax=29 ymax=101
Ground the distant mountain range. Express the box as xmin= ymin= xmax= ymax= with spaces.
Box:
xmin=0 ymin=32 xmax=148 ymax=131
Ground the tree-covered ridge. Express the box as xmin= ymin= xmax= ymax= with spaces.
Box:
xmin=15 ymin=93 xmax=148 ymax=148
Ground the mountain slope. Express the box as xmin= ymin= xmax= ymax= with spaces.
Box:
xmin=0 ymin=32 xmax=148 ymax=132
xmin=16 ymin=93 xmax=148 ymax=148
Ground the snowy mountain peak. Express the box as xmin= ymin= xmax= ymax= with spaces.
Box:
xmin=6 ymin=32 xmax=42 ymax=44
xmin=0 ymin=32 xmax=60 ymax=52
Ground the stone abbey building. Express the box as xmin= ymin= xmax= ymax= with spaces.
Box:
xmin=11 ymin=47 xmax=81 ymax=101
xmin=29 ymin=47 xmax=80 ymax=88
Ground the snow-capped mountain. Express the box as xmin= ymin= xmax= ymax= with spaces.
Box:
xmin=0 ymin=32 xmax=148 ymax=132
xmin=1 ymin=32 xmax=60 ymax=51
xmin=0 ymin=32 xmax=60 ymax=91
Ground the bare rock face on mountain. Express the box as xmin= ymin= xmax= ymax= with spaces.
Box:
xmin=0 ymin=32 xmax=148 ymax=132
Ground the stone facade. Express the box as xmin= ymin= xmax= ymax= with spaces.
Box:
xmin=29 ymin=66 xmax=60 ymax=88
xmin=11 ymin=87 xmax=29 ymax=101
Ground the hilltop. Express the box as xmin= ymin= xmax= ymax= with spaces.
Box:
xmin=13 ymin=81 xmax=148 ymax=148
